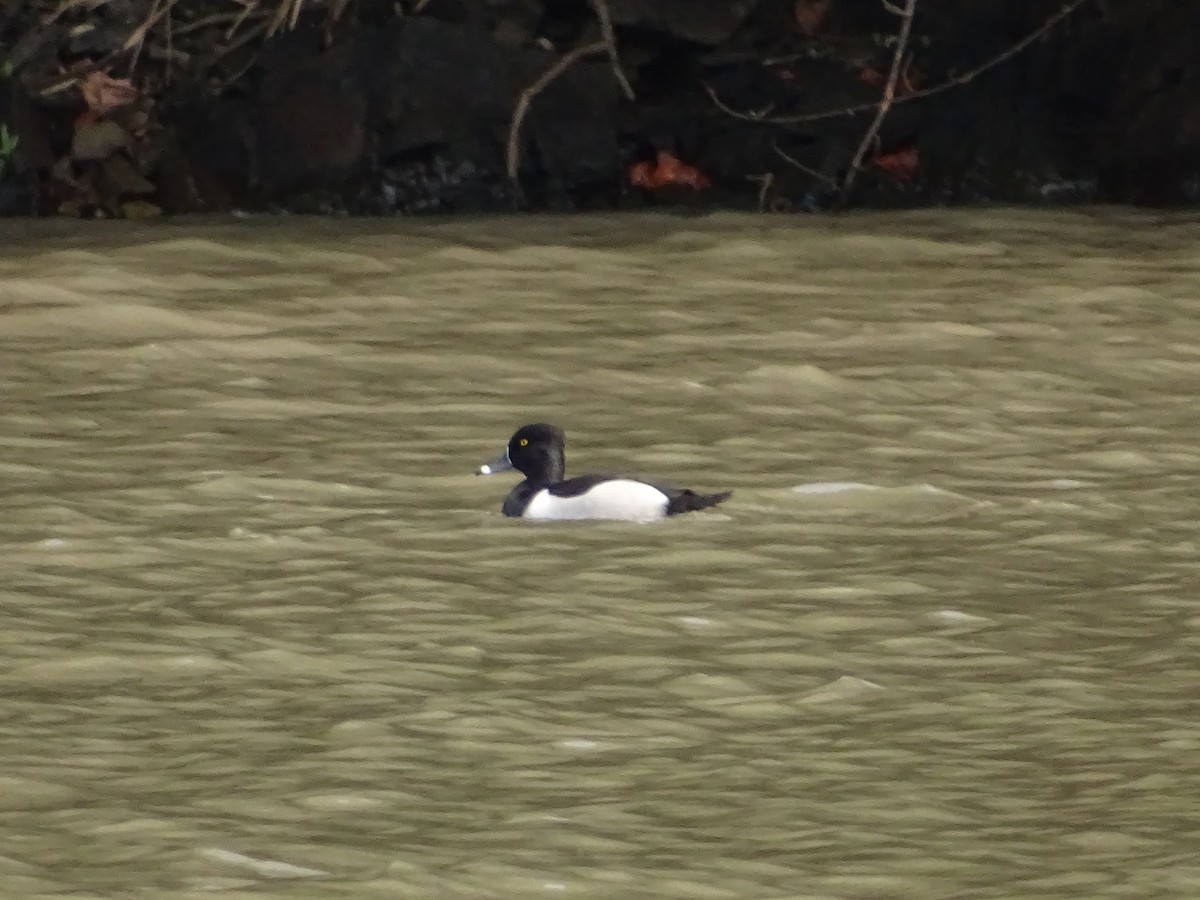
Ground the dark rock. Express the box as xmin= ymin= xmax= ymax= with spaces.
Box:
xmin=254 ymin=41 xmax=369 ymax=192
xmin=256 ymin=75 xmax=367 ymax=193
xmin=608 ymin=0 xmax=756 ymax=45
xmin=1096 ymin=2 xmax=1200 ymax=202
xmin=5 ymin=21 xmax=67 ymax=76
xmin=353 ymin=154 xmax=521 ymax=215
xmin=153 ymin=137 xmax=233 ymax=213
xmin=96 ymin=152 xmax=155 ymax=200
xmin=413 ymin=0 xmax=475 ymax=25
xmin=0 ymin=76 xmax=54 ymax=172
xmin=0 ymin=178 xmax=35 ymax=216
xmin=375 ymin=18 xmax=514 ymax=165
xmin=174 ymin=95 xmax=256 ymax=201
xmin=491 ymin=0 xmax=543 ymax=47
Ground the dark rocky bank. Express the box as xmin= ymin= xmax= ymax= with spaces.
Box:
xmin=0 ymin=0 xmax=1197 ymax=217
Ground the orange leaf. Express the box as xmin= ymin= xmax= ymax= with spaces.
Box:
xmin=79 ymin=71 xmax=139 ymax=116
xmin=629 ymin=152 xmax=711 ymax=190
xmin=873 ymin=147 xmax=919 ymax=180
xmin=653 ymin=152 xmax=711 ymax=189
xmin=629 ymin=160 xmax=657 ymax=189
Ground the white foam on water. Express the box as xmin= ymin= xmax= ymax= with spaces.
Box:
xmin=792 ymin=481 xmax=881 ymax=495
xmin=199 ymin=848 xmax=327 ymax=878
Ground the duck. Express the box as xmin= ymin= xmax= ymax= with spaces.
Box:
xmin=477 ymin=423 xmax=731 ymax=522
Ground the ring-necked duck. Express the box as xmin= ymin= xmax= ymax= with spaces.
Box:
xmin=477 ymin=423 xmax=731 ymax=521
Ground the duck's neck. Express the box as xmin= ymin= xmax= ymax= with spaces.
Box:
xmin=525 ymin=446 xmax=565 ymax=485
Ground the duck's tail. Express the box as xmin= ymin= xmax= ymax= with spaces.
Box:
xmin=666 ymin=489 xmax=732 ymax=516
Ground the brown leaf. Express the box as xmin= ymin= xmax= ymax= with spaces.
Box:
xmin=858 ymin=66 xmax=886 ymax=89
xmin=79 ymin=71 xmax=139 ymax=115
xmin=72 ymin=119 xmax=131 ymax=161
xmin=795 ymin=0 xmax=832 ymax=37
xmin=120 ymin=200 xmax=163 ymax=220
xmin=99 ymin=153 xmax=156 ymax=196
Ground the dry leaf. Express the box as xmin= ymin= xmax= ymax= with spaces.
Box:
xmin=873 ymin=146 xmax=919 ymax=180
xmin=79 ymin=71 xmax=139 ymax=115
xmin=99 ymin=153 xmax=156 ymax=196
xmin=858 ymin=65 xmax=886 ymax=89
xmin=795 ymin=0 xmax=832 ymax=37
xmin=121 ymin=200 xmax=163 ymax=219
xmin=72 ymin=119 xmax=131 ymax=161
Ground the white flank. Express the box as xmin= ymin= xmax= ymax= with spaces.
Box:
xmin=524 ymin=480 xmax=669 ymax=522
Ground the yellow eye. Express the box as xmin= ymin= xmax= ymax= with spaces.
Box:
xmin=519 ymin=438 xmax=529 ymax=447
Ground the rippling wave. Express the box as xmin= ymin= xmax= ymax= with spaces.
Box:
xmin=1 ymin=210 xmax=1197 ymax=897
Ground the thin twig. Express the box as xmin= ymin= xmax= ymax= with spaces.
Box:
xmin=165 ymin=0 xmax=174 ymax=83
xmin=704 ymin=83 xmax=775 ymax=121
xmin=170 ymin=10 xmax=243 ymax=37
xmin=225 ymin=1 xmax=260 ymax=42
xmin=746 ymin=173 xmax=774 ymax=212
xmin=841 ymin=0 xmax=916 ymax=194
xmin=125 ymin=0 xmax=178 ymax=51
xmin=125 ymin=0 xmax=181 ymax=75
xmin=267 ymin=0 xmax=304 ymax=36
xmin=211 ymin=21 xmax=269 ymax=87
xmin=125 ymin=0 xmax=158 ymax=75
xmin=507 ymin=41 xmax=606 ymax=182
xmin=773 ymin=142 xmax=837 ymax=188
xmin=707 ymin=0 xmax=1092 ymax=126
xmin=586 ymin=0 xmax=635 ymax=101
xmin=213 ymin=19 xmax=270 ymax=64
xmin=36 ymin=75 xmax=79 ymax=98
xmin=45 ymin=0 xmax=114 ymax=24
xmin=288 ymin=0 xmax=304 ymax=30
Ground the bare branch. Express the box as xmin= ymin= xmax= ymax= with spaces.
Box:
xmin=507 ymin=41 xmax=607 ymax=182
xmin=773 ymin=143 xmax=837 ymax=188
xmin=841 ymin=0 xmax=917 ymax=194
xmin=587 ymin=0 xmax=635 ymax=101
xmin=505 ymin=0 xmax=633 ymax=183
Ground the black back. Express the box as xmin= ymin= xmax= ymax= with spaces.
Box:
xmin=665 ymin=489 xmax=732 ymax=516
xmin=546 ymin=474 xmax=613 ymax=498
